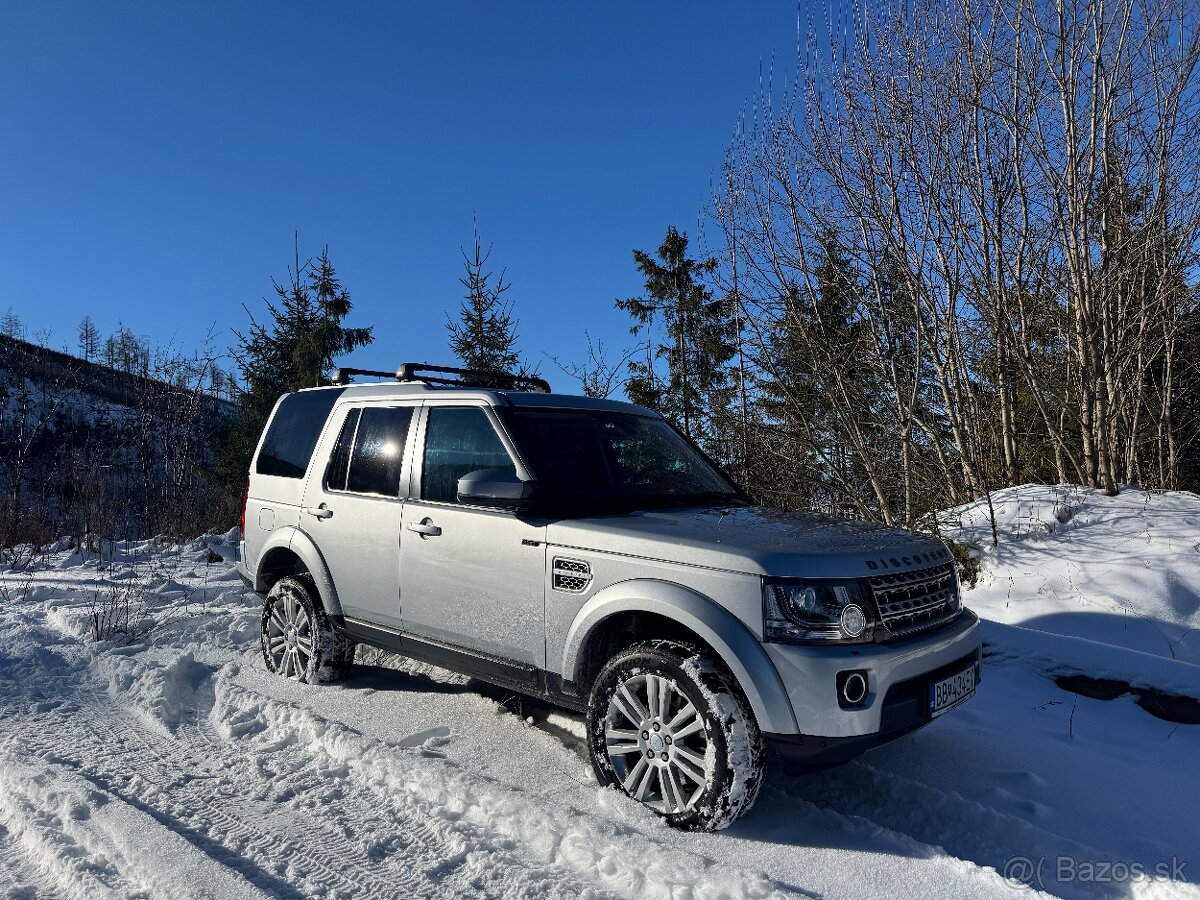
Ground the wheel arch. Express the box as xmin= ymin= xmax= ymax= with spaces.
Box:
xmin=253 ymin=526 xmax=342 ymax=618
xmin=560 ymin=580 xmax=798 ymax=735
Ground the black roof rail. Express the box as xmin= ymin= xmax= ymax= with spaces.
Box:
xmin=396 ymin=362 xmax=551 ymax=394
xmin=331 ymin=367 xmax=399 ymax=386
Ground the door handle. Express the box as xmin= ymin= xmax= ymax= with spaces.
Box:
xmin=406 ymin=519 xmax=441 ymax=537
xmin=304 ymin=505 xmax=333 ymax=520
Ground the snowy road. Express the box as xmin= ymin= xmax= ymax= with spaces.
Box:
xmin=1 ymin=493 xmax=1198 ymax=899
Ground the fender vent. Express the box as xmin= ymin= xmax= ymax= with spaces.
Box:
xmin=552 ymin=557 xmax=592 ymax=593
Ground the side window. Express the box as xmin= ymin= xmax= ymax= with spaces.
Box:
xmin=256 ymin=389 xmax=346 ymax=478
xmin=324 ymin=408 xmax=360 ymax=491
xmin=346 ymin=407 xmax=413 ymax=497
xmin=421 ymin=406 xmax=515 ymax=504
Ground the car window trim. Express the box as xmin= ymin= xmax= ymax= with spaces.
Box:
xmin=322 ymin=401 xmax=419 ymax=503
xmin=410 ymin=400 xmax=529 ymax=510
xmin=323 ymin=407 xmax=361 ymax=493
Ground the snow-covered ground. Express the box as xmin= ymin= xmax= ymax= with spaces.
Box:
xmin=941 ymin=484 xmax=1200 ymax=667
xmin=0 ymin=485 xmax=1197 ymax=899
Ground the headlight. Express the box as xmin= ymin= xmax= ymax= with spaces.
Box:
xmin=763 ymin=578 xmax=876 ymax=644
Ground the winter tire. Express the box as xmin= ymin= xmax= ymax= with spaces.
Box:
xmin=586 ymin=640 xmax=764 ymax=831
xmin=261 ymin=575 xmax=355 ymax=684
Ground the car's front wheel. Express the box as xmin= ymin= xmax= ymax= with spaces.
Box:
xmin=260 ymin=575 xmax=355 ymax=683
xmin=585 ymin=640 xmax=764 ymax=830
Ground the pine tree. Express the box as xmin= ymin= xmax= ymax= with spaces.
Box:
xmin=617 ymin=226 xmax=735 ymax=442
xmin=77 ymin=316 xmax=101 ymax=361
xmin=446 ymin=227 xmax=521 ymax=381
xmin=216 ymin=246 xmax=373 ymax=512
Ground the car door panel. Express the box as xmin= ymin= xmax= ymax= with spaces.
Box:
xmin=399 ymin=403 xmax=547 ymax=668
xmin=300 ymin=403 xmax=416 ymax=630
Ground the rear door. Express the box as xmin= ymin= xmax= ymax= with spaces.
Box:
xmin=299 ymin=401 xmax=417 ymax=629
xmin=399 ymin=402 xmax=547 ymax=669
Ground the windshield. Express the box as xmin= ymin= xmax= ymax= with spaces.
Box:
xmin=503 ymin=408 xmax=744 ymax=515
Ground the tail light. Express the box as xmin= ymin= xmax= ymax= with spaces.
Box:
xmin=239 ymin=481 xmax=250 ymax=534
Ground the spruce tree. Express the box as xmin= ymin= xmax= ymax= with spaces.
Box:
xmin=216 ymin=246 xmax=373 ymax=512
xmin=761 ymin=229 xmax=870 ymax=510
xmin=446 ymin=227 xmax=521 ymax=381
xmin=617 ymin=226 xmax=735 ymax=442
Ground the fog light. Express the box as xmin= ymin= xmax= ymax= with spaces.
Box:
xmin=840 ymin=603 xmax=867 ymax=638
xmin=837 ymin=669 xmax=870 ymax=708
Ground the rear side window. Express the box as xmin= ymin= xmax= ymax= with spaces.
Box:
xmin=346 ymin=407 xmax=414 ymax=497
xmin=256 ymin=389 xmax=346 ymax=478
xmin=421 ymin=406 xmax=515 ymax=503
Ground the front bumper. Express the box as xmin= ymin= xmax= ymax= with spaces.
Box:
xmin=765 ymin=644 xmax=982 ymax=765
xmin=764 ymin=608 xmax=982 ymax=741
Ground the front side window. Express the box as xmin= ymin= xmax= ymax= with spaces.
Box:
xmin=344 ymin=407 xmax=414 ymax=497
xmin=421 ymin=406 xmax=515 ymax=504
xmin=502 ymin=408 xmax=742 ymax=515
xmin=256 ymin=389 xmax=346 ymax=479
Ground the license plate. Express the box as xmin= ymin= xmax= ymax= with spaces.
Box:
xmin=928 ymin=665 xmax=976 ymax=717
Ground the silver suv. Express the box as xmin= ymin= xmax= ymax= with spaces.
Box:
xmin=238 ymin=363 xmax=981 ymax=830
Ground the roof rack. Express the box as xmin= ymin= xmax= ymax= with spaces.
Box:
xmin=330 ymin=367 xmax=398 ymax=385
xmin=397 ymin=362 xmax=551 ymax=394
xmin=331 ymin=363 xmax=551 ymax=393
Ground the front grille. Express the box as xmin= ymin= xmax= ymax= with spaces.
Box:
xmin=552 ymin=558 xmax=592 ymax=593
xmin=866 ymin=561 xmax=960 ymax=638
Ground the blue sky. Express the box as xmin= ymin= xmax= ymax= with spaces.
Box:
xmin=0 ymin=2 xmax=800 ymax=388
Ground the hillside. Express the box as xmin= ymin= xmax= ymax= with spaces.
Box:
xmin=0 ymin=334 xmax=235 ymax=421
xmin=0 ymin=335 xmax=234 ymax=543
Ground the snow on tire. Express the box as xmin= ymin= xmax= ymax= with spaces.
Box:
xmin=586 ymin=639 xmax=764 ymax=831
xmin=260 ymin=575 xmax=355 ymax=684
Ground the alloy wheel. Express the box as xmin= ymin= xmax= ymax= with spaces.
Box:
xmin=265 ymin=585 xmax=314 ymax=678
xmin=603 ymin=672 xmax=713 ymax=814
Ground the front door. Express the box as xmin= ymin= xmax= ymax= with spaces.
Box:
xmin=399 ymin=403 xmax=546 ymax=668
xmin=300 ymin=403 xmax=416 ymax=630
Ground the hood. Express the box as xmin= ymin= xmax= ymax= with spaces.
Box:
xmin=546 ymin=505 xmax=951 ymax=578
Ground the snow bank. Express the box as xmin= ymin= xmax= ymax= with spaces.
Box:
xmin=942 ymin=484 xmax=1200 ymax=665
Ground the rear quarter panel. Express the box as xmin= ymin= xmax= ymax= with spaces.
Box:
xmin=242 ymin=395 xmax=305 ymax=577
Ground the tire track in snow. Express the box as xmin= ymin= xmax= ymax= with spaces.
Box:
xmin=9 ymin=696 xmax=491 ymax=900
xmin=6 ymin=671 xmax=610 ymax=900
xmin=179 ymin=679 xmax=614 ymax=900
xmin=0 ymin=819 xmax=69 ymax=900
xmin=208 ymin=678 xmax=629 ymax=899
xmin=217 ymin=677 xmax=803 ymax=900
xmin=2 ymin=605 xmax=611 ymax=900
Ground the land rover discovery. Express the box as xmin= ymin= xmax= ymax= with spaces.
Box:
xmin=238 ymin=363 xmax=981 ymax=830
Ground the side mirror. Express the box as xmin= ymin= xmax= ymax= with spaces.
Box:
xmin=457 ymin=468 xmax=533 ymax=508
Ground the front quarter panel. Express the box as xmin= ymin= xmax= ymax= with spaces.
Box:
xmin=557 ymin=578 xmax=799 ymax=736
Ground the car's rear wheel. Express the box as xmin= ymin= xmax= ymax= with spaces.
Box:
xmin=260 ymin=575 xmax=355 ymax=683
xmin=585 ymin=640 xmax=764 ymax=831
